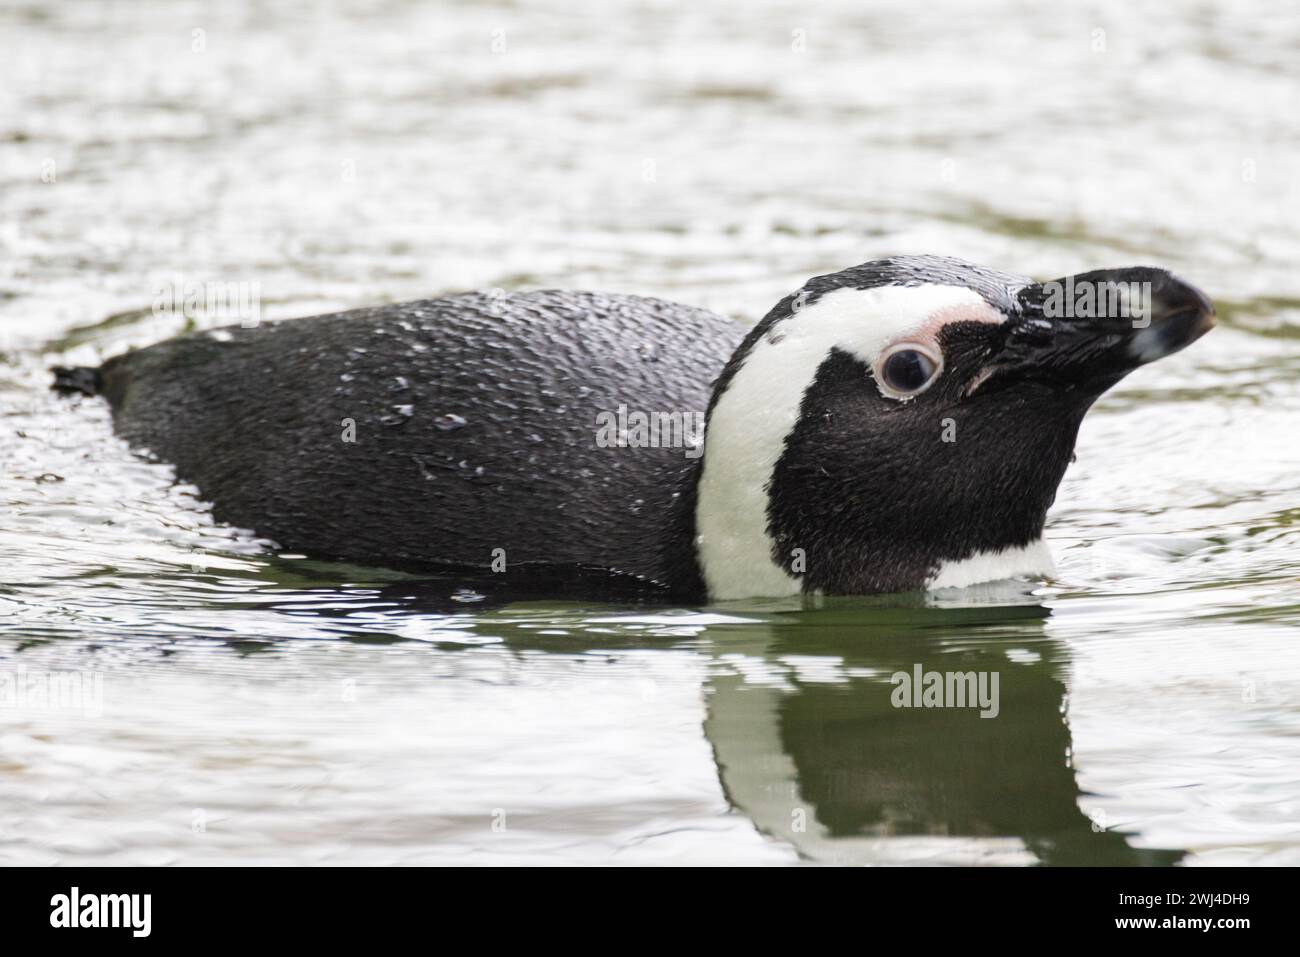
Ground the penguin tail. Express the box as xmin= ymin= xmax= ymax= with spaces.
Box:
xmin=50 ymin=365 xmax=103 ymax=397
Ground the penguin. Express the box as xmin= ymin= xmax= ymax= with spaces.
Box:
xmin=51 ymin=255 xmax=1215 ymax=601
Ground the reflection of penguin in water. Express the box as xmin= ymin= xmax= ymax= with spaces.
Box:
xmin=54 ymin=257 xmax=1213 ymax=600
xmin=288 ymin=580 xmax=1187 ymax=865
xmin=703 ymin=601 xmax=1184 ymax=866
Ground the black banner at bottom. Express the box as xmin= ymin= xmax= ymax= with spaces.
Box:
xmin=0 ymin=864 xmax=1280 ymax=942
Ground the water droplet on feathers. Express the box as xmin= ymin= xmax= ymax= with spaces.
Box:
xmin=380 ymin=404 xmax=415 ymax=426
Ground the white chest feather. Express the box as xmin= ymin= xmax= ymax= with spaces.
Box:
xmin=926 ymin=539 xmax=1056 ymax=590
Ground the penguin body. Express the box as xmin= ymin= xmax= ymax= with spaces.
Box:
xmin=70 ymin=290 xmax=737 ymax=595
xmin=54 ymin=257 xmax=1216 ymax=601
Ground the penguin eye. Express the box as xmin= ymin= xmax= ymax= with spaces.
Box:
xmin=877 ymin=344 xmax=942 ymax=398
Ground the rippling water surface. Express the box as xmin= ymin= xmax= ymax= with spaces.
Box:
xmin=2 ymin=0 xmax=1298 ymax=865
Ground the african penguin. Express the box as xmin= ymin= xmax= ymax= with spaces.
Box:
xmin=51 ymin=256 xmax=1215 ymax=601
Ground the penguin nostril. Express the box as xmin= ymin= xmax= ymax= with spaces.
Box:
xmin=965 ymin=367 xmax=995 ymax=396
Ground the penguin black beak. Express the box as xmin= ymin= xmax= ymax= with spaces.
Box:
xmin=984 ymin=267 xmax=1216 ymax=394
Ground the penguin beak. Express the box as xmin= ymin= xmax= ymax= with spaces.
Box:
xmin=985 ymin=267 xmax=1216 ymax=393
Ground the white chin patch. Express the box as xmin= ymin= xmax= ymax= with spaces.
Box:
xmin=694 ymin=282 xmax=997 ymax=602
xmin=926 ymin=539 xmax=1056 ymax=591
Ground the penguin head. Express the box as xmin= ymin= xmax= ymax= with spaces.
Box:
xmin=694 ymin=255 xmax=1215 ymax=599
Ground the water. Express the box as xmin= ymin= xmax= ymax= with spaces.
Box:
xmin=2 ymin=0 xmax=1298 ymax=865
